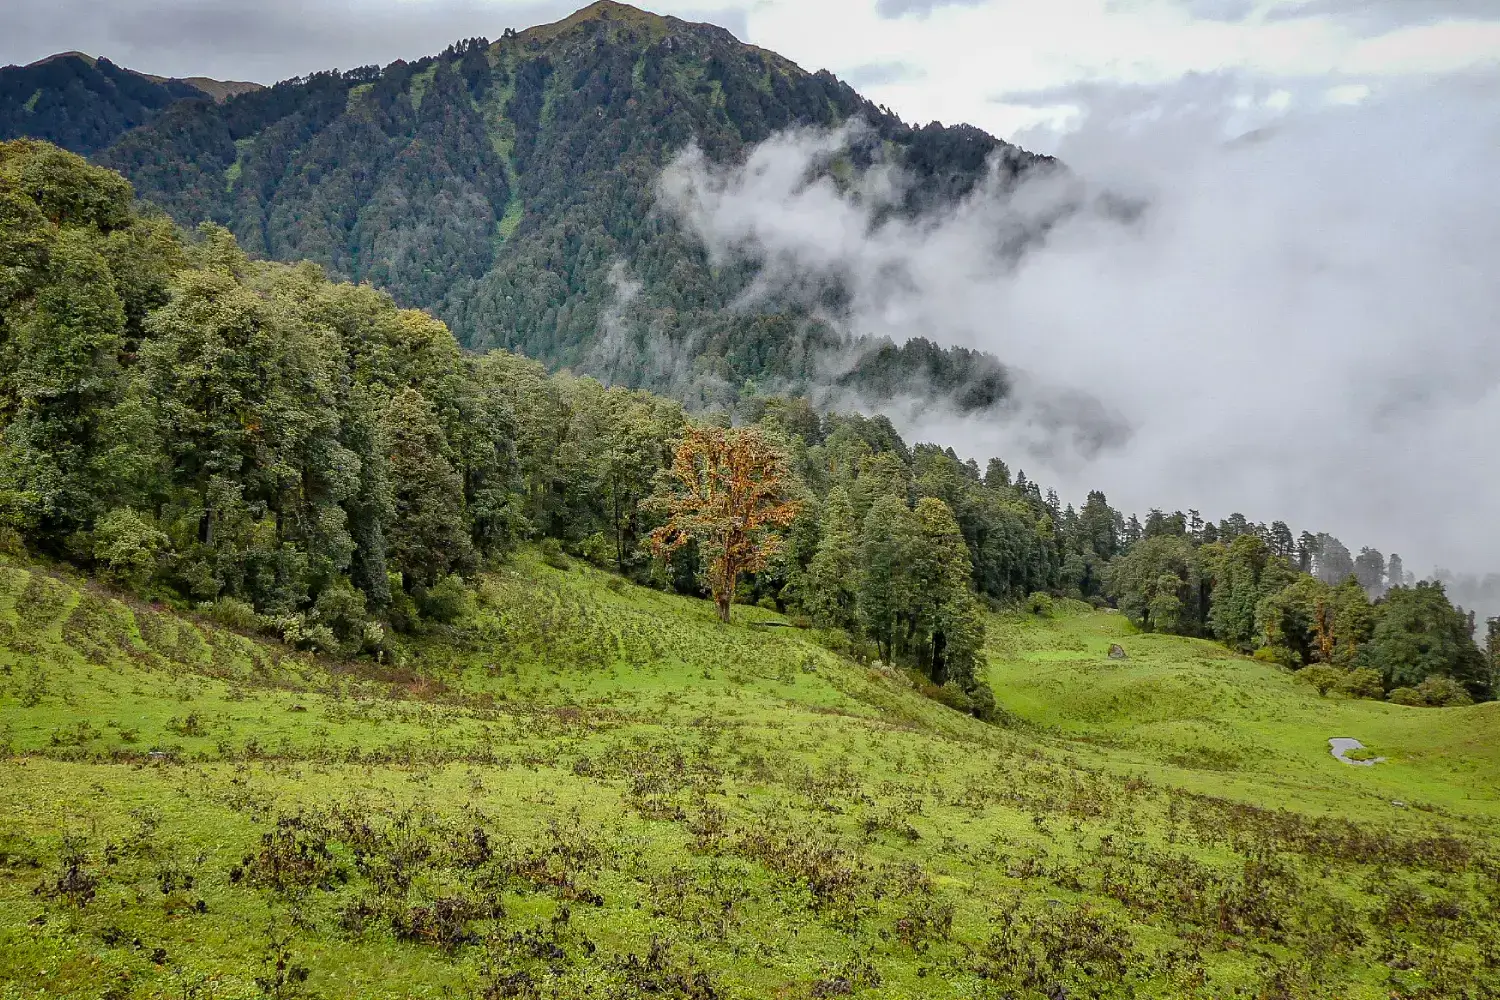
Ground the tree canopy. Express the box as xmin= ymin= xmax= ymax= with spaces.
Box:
xmin=0 ymin=137 xmax=1489 ymax=710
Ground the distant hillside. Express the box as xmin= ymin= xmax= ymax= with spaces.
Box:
xmin=86 ymin=1 xmax=1052 ymax=409
xmin=0 ymin=52 xmax=261 ymax=155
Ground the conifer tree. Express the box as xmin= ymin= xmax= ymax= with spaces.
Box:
xmin=804 ymin=486 xmax=859 ymax=630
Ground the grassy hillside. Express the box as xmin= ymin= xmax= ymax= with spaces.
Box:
xmin=2 ymin=553 xmax=1497 ymax=999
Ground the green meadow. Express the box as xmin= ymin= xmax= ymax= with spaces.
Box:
xmin=2 ymin=551 xmax=1497 ymax=999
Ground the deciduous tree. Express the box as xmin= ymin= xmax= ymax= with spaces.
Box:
xmin=648 ymin=425 xmax=799 ymax=623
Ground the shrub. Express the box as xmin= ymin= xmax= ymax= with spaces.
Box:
xmin=314 ymin=583 xmax=369 ymax=644
xmin=933 ymin=681 xmax=974 ymax=714
xmin=279 ymin=616 xmax=338 ymax=654
xmin=199 ymin=597 xmax=263 ymax=633
xmin=420 ymin=575 xmax=471 ymax=624
xmin=1414 ymin=675 xmax=1473 ymax=707
xmin=1388 ymin=676 xmax=1474 ymax=707
xmin=539 ymin=538 xmax=569 ymax=570
xmin=1388 ymin=687 xmax=1424 ymax=707
xmin=1339 ymin=667 xmax=1385 ymax=700
xmin=0 ymin=527 xmax=24 ymax=557
xmin=579 ymin=532 xmax=613 ymax=568
xmin=1255 ymin=645 xmax=1299 ymax=668
xmin=92 ymin=508 xmax=170 ymax=589
xmin=1026 ymin=592 xmax=1054 ymax=618
xmin=967 ymin=680 xmax=999 ymax=722
xmin=385 ymin=572 xmax=418 ymax=633
xmin=1296 ymin=664 xmax=1344 ymax=697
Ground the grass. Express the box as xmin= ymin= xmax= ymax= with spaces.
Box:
xmin=2 ymin=551 xmax=1497 ymax=999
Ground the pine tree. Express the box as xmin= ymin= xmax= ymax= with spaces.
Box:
xmin=857 ymin=494 xmax=913 ymax=664
xmin=804 ymin=487 xmax=859 ymax=630
xmin=1208 ymin=534 xmax=1269 ymax=651
xmin=1354 ymin=547 xmax=1386 ymax=595
xmin=1269 ymin=521 xmax=1295 ymax=559
xmin=1387 ymin=553 xmax=1407 ymax=588
xmin=983 ymin=458 xmax=1010 ymax=489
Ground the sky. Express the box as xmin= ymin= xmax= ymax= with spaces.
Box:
xmin=6 ymin=0 xmax=1500 ymax=585
xmin=3 ymin=0 xmax=1498 ymax=137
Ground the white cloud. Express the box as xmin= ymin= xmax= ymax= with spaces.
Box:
xmin=655 ymin=71 xmax=1500 ymax=582
xmin=737 ymin=0 xmax=1499 ymax=138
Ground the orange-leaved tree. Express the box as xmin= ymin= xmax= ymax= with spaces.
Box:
xmin=648 ymin=425 xmax=800 ymax=623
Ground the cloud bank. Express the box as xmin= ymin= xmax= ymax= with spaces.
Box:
xmin=655 ymin=71 xmax=1500 ymax=588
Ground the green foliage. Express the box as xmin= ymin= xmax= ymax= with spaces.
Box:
xmin=1339 ymin=667 xmax=1385 ymax=700
xmin=1296 ymin=664 xmax=1343 ymax=697
xmin=1026 ymin=592 xmax=1054 ymax=618
xmin=1106 ymin=536 xmax=1203 ymax=635
xmin=1367 ymin=583 xmax=1488 ymax=696
xmin=801 ymin=487 xmax=858 ymax=630
xmin=381 ymin=387 xmax=476 ymax=589
xmin=1412 ymin=674 xmax=1475 ymax=708
xmin=1207 ymin=534 xmax=1273 ymax=651
xmin=90 ymin=507 xmax=168 ymax=587
xmin=1388 ymin=686 xmax=1425 ymax=707
xmin=418 ymin=574 xmax=471 ymax=625
xmin=539 ymin=537 xmax=569 ymax=570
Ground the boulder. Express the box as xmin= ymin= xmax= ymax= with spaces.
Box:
xmin=1107 ymin=644 xmax=1128 ymax=660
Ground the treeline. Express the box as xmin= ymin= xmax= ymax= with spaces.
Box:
xmin=1108 ymin=526 xmax=1492 ymax=706
xmin=0 ymin=140 xmax=1490 ymax=719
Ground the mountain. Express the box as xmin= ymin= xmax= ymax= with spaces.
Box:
xmin=0 ymin=52 xmax=261 ymax=155
xmin=83 ymin=1 xmax=1051 ymax=409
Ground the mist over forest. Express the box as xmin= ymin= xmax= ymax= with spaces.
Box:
xmin=653 ymin=70 xmax=1500 ymax=620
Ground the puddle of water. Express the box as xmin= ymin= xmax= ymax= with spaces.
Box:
xmin=1329 ymin=737 xmax=1386 ymax=766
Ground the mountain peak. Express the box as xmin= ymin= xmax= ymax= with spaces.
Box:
xmin=514 ymin=0 xmax=746 ymax=48
xmin=515 ymin=1 xmax=664 ymax=41
xmin=23 ymin=51 xmax=97 ymax=69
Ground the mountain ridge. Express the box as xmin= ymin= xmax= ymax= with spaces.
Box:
xmin=1 ymin=51 xmax=264 ymax=155
xmin=8 ymin=3 xmax=1051 ymax=415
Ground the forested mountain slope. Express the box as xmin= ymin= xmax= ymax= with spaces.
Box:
xmin=0 ymin=52 xmax=258 ymax=155
xmin=88 ymin=1 xmax=1049 ymax=407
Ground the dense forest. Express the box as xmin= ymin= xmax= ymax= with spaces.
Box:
xmin=1 ymin=139 xmax=1492 ymax=718
xmin=43 ymin=2 xmax=1048 ymax=412
xmin=0 ymin=52 xmax=255 ymax=156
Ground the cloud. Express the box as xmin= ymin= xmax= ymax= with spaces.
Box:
xmin=1179 ymin=0 xmax=1500 ymax=34
xmin=0 ymin=0 xmax=749 ymax=84
xmin=873 ymin=0 xmax=988 ymax=20
xmin=841 ymin=61 xmax=927 ymax=88
xmin=673 ymin=6 xmax=750 ymax=40
xmin=655 ymin=69 xmax=1500 ymax=587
